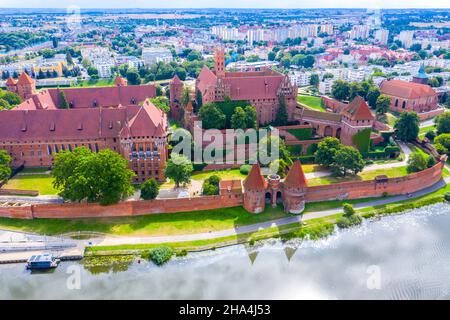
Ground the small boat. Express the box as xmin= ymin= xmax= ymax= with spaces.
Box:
xmin=26 ymin=253 xmax=60 ymax=270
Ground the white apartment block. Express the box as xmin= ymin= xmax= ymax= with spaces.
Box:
xmin=289 ymin=71 xmax=312 ymax=87
xmin=350 ymin=25 xmax=370 ymax=40
xmin=319 ymin=79 xmax=334 ymax=95
xmin=142 ymin=47 xmax=173 ymax=66
xmin=375 ymin=29 xmax=389 ymax=45
xmin=398 ymin=30 xmax=415 ymax=48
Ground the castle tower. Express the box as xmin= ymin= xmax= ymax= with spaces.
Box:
xmin=282 ymin=161 xmax=307 ymax=214
xmin=339 ymin=96 xmax=374 ymax=150
xmin=115 ymin=76 xmax=128 ymax=87
xmin=15 ymin=72 xmax=36 ymax=100
xmin=5 ymin=77 xmax=17 ymax=93
xmin=169 ymin=74 xmax=183 ymax=121
xmin=214 ymin=47 xmax=225 ymax=78
xmin=243 ymin=164 xmax=267 ymax=214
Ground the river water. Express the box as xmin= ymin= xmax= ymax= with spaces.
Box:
xmin=1 ymin=203 xmax=450 ymax=300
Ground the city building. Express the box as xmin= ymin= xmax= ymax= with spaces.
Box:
xmin=195 ymin=47 xmax=298 ymax=125
xmin=142 ymin=47 xmax=173 ymax=66
xmin=375 ymin=29 xmax=389 ymax=45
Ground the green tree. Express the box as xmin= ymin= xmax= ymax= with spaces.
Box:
xmin=0 ymin=91 xmax=22 ymax=106
xmin=52 ymin=147 xmax=135 ymax=205
xmin=434 ymin=133 xmax=450 ymax=154
xmin=309 ymin=74 xmax=319 ymax=86
xmin=126 ymin=68 xmax=141 ymax=85
xmin=349 ymin=82 xmax=364 ymax=100
xmin=244 ymin=105 xmax=257 ymax=129
xmin=333 ymin=146 xmax=365 ymax=176
xmin=59 ymin=91 xmax=69 ymax=109
xmin=332 ymin=80 xmax=350 ymax=101
xmin=375 ymin=94 xmax=391 ymax=115
xmin=0 ymin=150 xmax=12 ymax=182
xmin=315 ymin=137 xmax=341 ymax=167
xmin=195 ymin=89 xmax=203 ymax=110
xmin=274 ymin=96 xmax=288 ymax=126
xmin=343 ymin=203 xmax=355 ymax=217
xmin=202 ymin=175 xmax=221 ymax=195
xmin=394 ymin=111 xmax=420 ymax=141
xmin=366 ymin=86 xmax=380 ymax=108
xmin=150 ymin=96 xmax=170 ymax=113
xmin=181 ymin=87 xmax=191 ymax=107
xmin=0 ymin=98 xmax=11 ymax=110
xmin=269 ymin=158 xmax=288 ymax=178
xmin=230 ymin=106 xmax=247 ymax=129
xmin=435 ymin=112 xmax=450 ymax=135
xmin=164 ymin=153 xmax=193 ymax=188
xmin=268 ymin=51 xmax=276 ymax=61
xmin=140 ymin=178 xmax=160 ymax=200
xmin=407 ymin=151 xmax=429 ymax=173
xmin=199 ymin=103 xmax=226 ymax=129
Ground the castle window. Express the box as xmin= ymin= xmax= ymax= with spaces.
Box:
xmin=92 ymin=100 xmax=98 ymax=107
xmin=395 ymin=99 xmax=398 ymax=107
xmin=402 ymin=101 xmax=406 ymax=109
xmin=47 ymin=145 xmax=52 ymax=155
xmin=95 ymin=143 xmax=99 ymax=153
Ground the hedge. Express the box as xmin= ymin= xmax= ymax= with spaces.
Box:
xmin=292 ymin=155 xmax=316 ymax=164
xmin=352 ymin=128 xmax=371 ymax=153
xmin=287 ymin=144 xmax=303 ymax=155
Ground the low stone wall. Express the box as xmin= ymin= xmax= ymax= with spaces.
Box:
xmin=305 ymin=160 xmax=444 ymax=202
xmin=417 ymin=107 xmax=445 ymax=120
xmin=0 ymin=194 xmax=243 ymax=220
xmin=0 ymin=189 xmax=39 ymax=196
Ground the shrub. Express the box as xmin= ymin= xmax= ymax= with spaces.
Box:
xmin=343 ymin=203 xmax=355 ymax=216
xmin=337 ymin=215 xmax=362 ymax=229
xmin=382 ymin=192 xmax=389 ymax=198
xmin=176 ymin=249 xmax=188 ymax=257
xmin=240 ymin=164 xmax=251 ymax=175
xmin=202 ymin=175 xmax=221 ymax=195
xmin=140 ymin=178 xmax=160 ymax=200
xmin=445 ymin=192 xmax=450 ymax=202
xmin=148 ymin=246 xmax=173 ymax=265
xmin=425 ymin=130 xmax=436 ymax=141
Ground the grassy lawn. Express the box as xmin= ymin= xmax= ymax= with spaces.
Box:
xmin=19 ymin=167 xmax=51 ymax=174
xmin=70 ymin=79 xmax=115 ymax=88
xmin=307 ymin=166 xmax=408 ymax=186
xmin=0 ymin=205 xmax=291 ymax=237
xmin=419 ymin=125 xmax=436 ymax=138
xmin=297 ymin=95 xmax=326 ymax=112
xmin=191 ymin=169 xmax=247 ymax=181
xmin=379 ymin=112 xmax=398 ymax=127
xmin=2 ymin=174 xmax=58 ymax=195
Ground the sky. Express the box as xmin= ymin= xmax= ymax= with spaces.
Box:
xmin=0 ymin=0 xmax=449 ymax=9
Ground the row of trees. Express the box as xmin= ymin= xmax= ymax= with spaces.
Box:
xmin=198 ymin=103 xmax=257 ymax=130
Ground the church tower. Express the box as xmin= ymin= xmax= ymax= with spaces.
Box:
xmin=214 ymin=47 xmax=225 ymax=78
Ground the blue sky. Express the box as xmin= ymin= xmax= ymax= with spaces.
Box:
xmin=1 ymin=0 xmax=449 ymax=9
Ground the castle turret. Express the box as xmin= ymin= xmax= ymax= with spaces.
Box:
xmin=243 ymin=164 xmax=267 ymax=213
xmin=214 ymin=47 xmax=225 ymax=78
xmin=282 ymin=161 xmax=307 ymax=214
xmin=169 ymin=74 xmax=183 ymax=121
xmin=15 ymin=72 xmax=36 ymax=100
xmin=5 ymin=77 xmax=17 ymax=93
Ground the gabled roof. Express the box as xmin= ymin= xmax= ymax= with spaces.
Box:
xmin=16 ymin=72 xmax=34 ymax=85
xmin=171 ymin=74 xmax=182 ymax=85
xmin=243 ymin=164 xmax=267 ymax=191
xmin=115 ymin=76 xmax=128 ymax=86
xmin=125 ymin=100 xmax=166 ymax=138
xmin=340 ymin=96 xmax=374 ymax=121
xmin=5 ymin=77 xmax=16 ymax=86
xmin=283 ymin=160 xmax=307 ymax=189
xmin=380 ymin=79 xmax=436 ymax=99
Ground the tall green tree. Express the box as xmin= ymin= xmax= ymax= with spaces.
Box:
xmin=199 ymin=103 xmax=226 ymax=129
xmin=375 ymin=94 xmax=391 ymax=115
xmin=244 ymin=105 xmax=257 ymax=129
xmin=394 ymin=111 xmax=420 ymax=141
xmin=164 ymin=153 xmax=193 ymax=188
xmin=52 ymin=147 xmax=135 ymax=205
xmin=309 ymin=74 xmax=319 ymax=86
xmin=435 ymin=112 xmax=450 ymax=135
xmin=315 ymin=137 xmax=341 ymax=167
xmin=0 ymin=150 xmax=12 ymax=182
xmin=126 ymin=68 xmax=141 ymax=85
xmin=275 ymin=96 xmax=288 ymax=126
xmin=59 ymin=91 xmax=69 ymax=109
xmin=332 ymin=146 xmax=365 ymax=176
xmin=366 ymin=86 xmax=381 ymax=108
xmin=407 ymin=151 xmax=429 ymax=173
xmin=332 ymin=80 xmax=351 ymax=101
xmin=181 ymin=87 xmax=191 ymax=107
xmin=230 ymin=106 xmax=247 ymax=129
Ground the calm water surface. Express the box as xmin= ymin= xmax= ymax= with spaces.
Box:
xmin=1 ymin=203 xmax=450 ymax=300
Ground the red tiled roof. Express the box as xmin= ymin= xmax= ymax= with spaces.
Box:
xmin=340 ymin=96 xmax=374 ymax=121
xmin=115 ymin=76 xmax=128 ymax=86
xmin=0 ymin=103 xmax=166 ymax=141
xmin=16 ymin=72 xmax=34 ymax=85
xmin=243 ymin=164 xmax=267 ymax=191
xmin=171 ymin=74 xmax=182 ymax=85
xmin=14 ymin=84 xmax=157 ymax=110
xmin=380 ymin=79 xmax=436 ymax=99
xmin=5 ymin=77 xmax=16 ymax=85
xmin=283 ymin=160 xmax=307 ymax=189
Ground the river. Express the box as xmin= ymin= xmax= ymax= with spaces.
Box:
xmin=1 ymin=203 xmax=450 ymax=300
